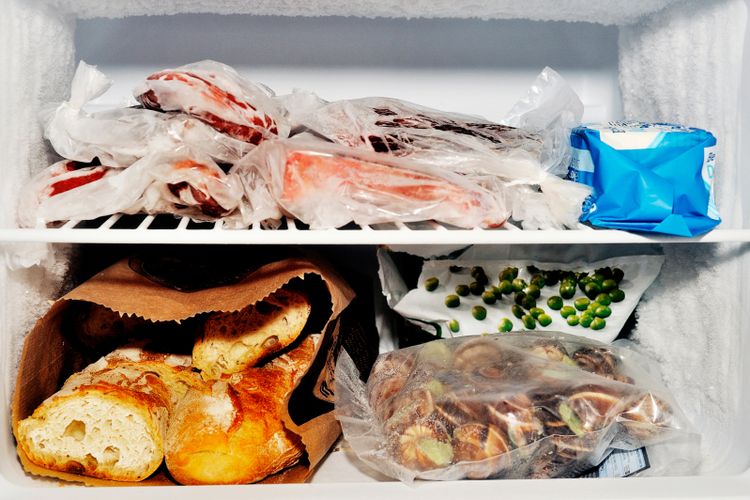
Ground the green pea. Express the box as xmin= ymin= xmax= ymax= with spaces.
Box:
xmin=521 ymin=314 xmax=536 ymax=329
xmin=595 ymin=293 xmax=612 ymax=306
xmin=612 ymin=268 xmax=625 ymax=283
xmin=455 ymin=284 xmax=470 ymax=297
xmin=449 ymin=319 xmax=460 ymax=333
xmin=547 ymin=296 xmax=563 ymax=310
xmin=472 ymin=305 xmax=487 ymax=320
xmin=512 ymin=304 xmax=525 ymax=319
xmin=601 ymin=279 xmax=617 ymax=293
xmin=578 ymin=276 xmax=590 ymax=292
xmin=482 ymin=291 xmax=497 ymax=305
xmin=544 ymin=271 xmax=559 ymax=286
xmin=530 ymin=274 xmax=546 ymax=288
xmin=492 ymin=286 xmax=504 ymax=299
xmin=445 ymin=295 xmax=460 ymax=308
xmin=584 ymin=282 xmax=602 ymax=300
xmin=538 ymin=314 xmax=552 ymax=327
xmin=560 ymin=305 xmax=576 ymax=318
xmin=591 ymin=317 xmax=606 ymax=330
xmin=580 ymin=314 xmax=594 ymax=328
xmin=469 ymin=281 xmax=485 ymax=296
xmin=595 ymin=267 xmax=613 ymax=279
xmin=521 ymin=294 xmax=537 ymax=310
xmin=566 ymin=315 xmax=580 ymax=326
xmin=590 ymin=273 xmax=605 ymax=285
xmin=525 ymin=284 xmax=541 ymax=299
xmin=514 ymin=291 xmax=526 ymax=305
xmin=499 ymin=267 xmax=519 ymax=282
xmin=511 ymin=278 xmax=526 ymax=293
xmin=574 ymin=297 xmax=590 ymax=311
xmin=497 ymin=280 xmax=513 ymax=295
xmin=609 ymin=289 xmax=626 ymax=303
xmin=595 ymin=305 xmax=612 ymax=318
xmin=530 ymin=307 xmax=545 ymax=319
xmin=559 ymin=283 xmax=576 ymax=299
xmin=498 ymin=318 xmax=513 ymax=333
xmin=424 ymin=277 xmax=439 ymax=292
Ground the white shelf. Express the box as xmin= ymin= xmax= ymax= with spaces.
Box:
xmin=2 ymin=214 xmax=748 ymax=245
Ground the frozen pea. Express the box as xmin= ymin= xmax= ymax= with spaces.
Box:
xmin=455 ymin=284 xmax=470 ymax=297
xmin=601 ymin=279 xmax=618 ymax=293
xmin=538 ymin=314 xmax=552 ymax=327
xmin=591 ymin=317 xmax=606 ymax=330
xmin=498 ymin=318 xmax=513 ymax=333
xmin=595 ymin=305 xmax=612 ymax=318
xmin=595 ymin=293 xmax=612 ymax=306
xmin=560 ymin=306 xmax=576 ymax=318
xmin=522 ymin=314 xmax=536 ymax=329
xmin=445 ymin=295 xmax=460 ymax=308
xmin=574 ymin=297 xmax=590 ymax=311
xmin=566 ymin=315 xmax=580 ymax=326
xmin=424 ymin=277 xmax=439 ymax=292
xmin=512 ymin=304 xmax=525 ymax=319
xmin=497 ymin=280 xmax=513 ymax=295
xmin=609 ymin=289 xmax=626 ymax=302
xmin=530 ymin=307 xmax=545 ymax=319
xmin=580 ymin=314 xmax=594 ymax=328
xmin=584 ymin=282 xmax=602 ymax=300
xmin=547 ymin=296 xmax=563 ymax=310
xmin=482 ymin=291 xmax=497 ymax=305
xmin=469 ymin=281 xmax=485 ymax=296
xmin=472 ymin=305 xmax=487 ymax=320
xmin=449 ymin=319 xmax=460 ymax=333
xmin=511 ymin=278 xmax=526 ymax=293
xmin=525 ymin=284 xmax=541 ymax=299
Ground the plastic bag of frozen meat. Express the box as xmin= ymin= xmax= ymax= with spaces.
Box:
xmin=234 ymin=138 xmax=507 ymax=229
xmin=42 ymin=61 xmax=255 ymax=167
xmin=135 ymin=60 xmax=290 ymax=145
xmin=335 ymin=332 xmax=697 ymax=482
xmin=294 ymin=67 xmax=590 ymax=229
xmin=17 ymin=147 xmax=246 ymax=227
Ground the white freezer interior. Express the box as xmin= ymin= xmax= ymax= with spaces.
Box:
xmin=1 ymin=0 xmax=750 ymax=498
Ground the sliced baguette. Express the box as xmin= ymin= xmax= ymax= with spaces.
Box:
xmin=16 ymin=346 xmax=203 ymax=482
xmin=193 ymin=288 xmax=311 ymax=379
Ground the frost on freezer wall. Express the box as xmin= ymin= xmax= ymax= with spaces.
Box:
xmin=41 ymin=0 xmax=680 ymax=25
xmin=617 ymin=0 xmax=748 ymax=473
xmin=1 ymin=2 xmax=75 ymax=386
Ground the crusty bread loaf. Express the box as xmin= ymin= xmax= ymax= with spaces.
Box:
xmin=165 ymin=334 xmax=319 ymax=485
xmin=193 ymin=289 xmax=311 ymax=379
xmin=16 ymin=347 xmax=203 ymax=482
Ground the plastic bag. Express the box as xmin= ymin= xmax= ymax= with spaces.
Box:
xmin=43 ymin=61 xmax=254 ymax=167
xmin=135 ymin=60 xmax=290 ymax=144
xmin=335 ymin=332 xmax=696 ymax=482
xmin=18 ymin=148 xmax=244 ymax=227
xmin=295 ymin=68 xmax=590 ymax=229
xmin=237 ymin=138 xmax=508 ymax=229
xmin=568 ymin=122 xmax=720 ymax=237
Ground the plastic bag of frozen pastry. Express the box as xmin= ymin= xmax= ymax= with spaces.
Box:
xmin=236 ymin=138 xmax=507 ymax=229
xmin=42 ymin=61 xmax=255 ymax=167
xmin=17 ymin=148 xmax=245 ymax=227
xmin=295 ymin=68 xmax=590 ymax=229
xmin=335 ymin=332 xmax=697 ymax=482
xmin=135 ymin=60 xmax=290 ymax=145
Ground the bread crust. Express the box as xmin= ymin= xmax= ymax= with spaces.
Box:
xmin=193 ymin=289 xmax=311 ymax=379
xmin=16 ymin=347 xmax=203 ymax=482
xmin=166 ymin=335 xmax=318 ymax=484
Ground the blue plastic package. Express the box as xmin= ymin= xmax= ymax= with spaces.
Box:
xmin=568 ymin=122 xmax=719 ymax=237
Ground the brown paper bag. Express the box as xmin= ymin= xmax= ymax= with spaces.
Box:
xmin=11 ymin=256 xmax=356 ymax=486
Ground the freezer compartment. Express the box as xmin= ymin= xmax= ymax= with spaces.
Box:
xmin=1 ymin=243 xmax=749 ymax=489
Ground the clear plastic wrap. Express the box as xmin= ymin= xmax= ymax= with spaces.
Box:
xmin=135 ymin=60 xmax=290 ymax=144
xmin=43 ymin=61 xmax=255 ymax=167
xmin=18 ymin=148 xmax=244 ymax=227
xmin=335 ymin=332 xmax=697 ymax=482
xmin=236 ymin=139 xmax=508 ymax=229
xmin=297 ymin=68 xmax=591 ymax=229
